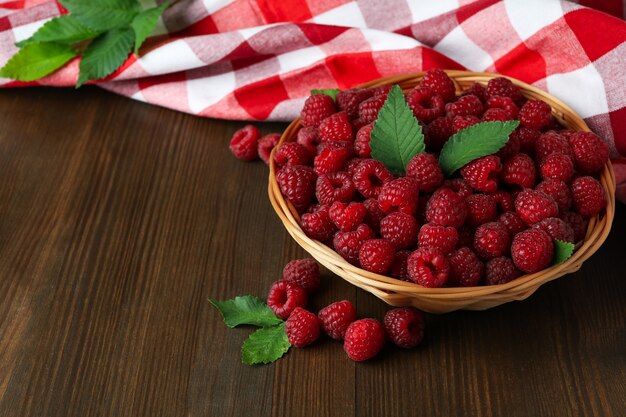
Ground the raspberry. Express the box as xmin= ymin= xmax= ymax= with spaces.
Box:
xmin=372 ymin=86 xmax=391 ymax=97
xmin=568 ymin=131 xmax=610 ymax=174
xmin=446 ymin=94 xmax=484 ymax=118
xmin=390 ymin=250 xmax=411 ymax=280
xmin=351 ymin=118 xmax=368 ymax=132
xmin=447 ymin=247 xmax=484 ymax=287
xmin=267 ymin=280 xmax=308 ymax=319
xmin=535 ymin=131 xmax=574 ymax=162
xmin=539 ymin=153 xmax=574 ymax=182
xmin=258 ymin=133 xmax=281 ymax=164
xmin=316 ymin=171 xmax=355 ymax=205
xmin=535 ymin=179 xmax=573 ymax=212
xmin=380 ymin=212 xmax=419 ymax=249
xmin=511 ymin=228 xmax=554 ymax=273
xmin=406 ymin=87 xmax=446 ymax=122
xmin=296 ymin=126 xmax=320 ymax=154
xmin=354 ymin=124 xmax=373 ymax=158
xmin=418 ymin=223 xmax=458 ymax=253
xmin=276 ymin=165 xmax=317 ymax=212
xmin=352 ymin=159 xmax=394 ymax=199
xmin=515 ymin=189 xmax=559 ymax=225
xmin=534 ymin=217 xmax=575 ymax=243
xmin=329 ymin=201 xmax=367 ymax=232
xmin=359 ymin=239 xmax=395 ymax=274
xmin=561 ymin=211 xmax=588 ymax=242
xmin=333 ymin=224 xmax=376 ymax=265
xmin=318 ymin=300 xmax=356 ymax=340
xmin=490 ymin=190 xmax=514 ymax=212
xmin=301 ymin=94 xmax=336 ymax=128
xmin=344 ymin=157 xmax=365 ymax=177
xmin=285 ymin=307 xmax=320 ymax=347
xmin=378 ymin=177 xmax=420 ymax=215
xmin=363 ymin=198 xmax=386 ymax=232
xmin=498 ymin=211 xmax=527 ymax=236
xmin=425 ymin=116 xmax=453 ymax=151
xmin=482 ymin=108 xmax=509 ymax=122
xmin=451 ymin=115 xmax=481 ymax=134
xmin=486 ymin=77 xmax=523 ymax=105
xmin=358 ymin=95 xmax=386 ymax=124
xmin=229 ymin=125 xmax=260 ymax=161
xmin=318 ymin=111 xmax=353 ymax=143
xmin=273 ymin=142 xmax=312 ymax=169
xmin=337 ymin=88 xmax=373 ymax=119
xmin=344 ymin=318 xmax=386 ymax=362
xmin=465 ymin=194 xmax=497 ymax=227
xmin=313 ymin=141 xmax=352 ymax=175
xmin=456 ymin=226 xmax=475 ymax=249
xmin=407 ymin=247 xmax=449 ymax=287
xmin=519 ymin=99 xmax=552 ymax=130
xmin=485 ymin=257 xmax=521 ymax=285
xmin=495 ymin=133 xmax=521 ymax=161
xmin=384 ymin=307 xmax=425 ymax=348
xmin=486 ymin=96 xmax=519 ymax=119
xmin=421 ymin=69 xmax=456 ymax=102
xmin=501 ymin=153 xmax=536 ymax=189
xmin=283 ymin=258 xmax=320 ymax=293
xmin=511 ymin=126 xmax=541 ymax=155
xmin=426 ymin=188 xmax=467 ymax=228
xmin=300 ymin=205 xmax=336 ymax=242
xmin=571 ymin=176 xmax=607 ymax=217
xmin=442 ymin=178 xmax=473 ymax=199
xmin=474 ymin=222 xmax=511 ymax=260
xmin=460 ymin=155 xmax=502 ymax=193
xmin=406 ymin=153 xmax=444 ymax=193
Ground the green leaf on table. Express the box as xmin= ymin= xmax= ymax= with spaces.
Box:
xmin=131 ymin=2 xmax=170 ymax=54
xmin=16 ymin=15 xmax=99 ymax=48
xmin=370 ymin=84 xmax=425 ymax=175
xmin=552 ymin=240 xmax=575 ymax=265
xmin=438 ymin=120 xmax=519 ymax=176
xmin=77 ymin=27 xmax=134 ymax=87
xmin=241 ymin=323 xmax=291 ymax=365
xmin=310 ymin=88 xmax=340 ymax=101
xmin=59 ymin=0 xmax=142 ymax=31
xmin=209 ymin=296 xmax=282 ymax=328
xmin=0 ymin=42 xmax=77 ymax=81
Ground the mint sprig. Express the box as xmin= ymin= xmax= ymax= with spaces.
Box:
xmin=370 ymin=85 xmax=425 ymax=175
xmin=242 ymin=323 xmax=291 ymax=365
xmin=16 ymin=16 xmax=98 ymax=48
xmin=59 ymin=0 xmax=142 ymax=31
xmin=552 ymin=240 xmax=575 ymax=265
xmin=209 ymin=296 xmax=283 ymax=328
xmin=310 ymin=88 xmax=340 ymax=101
xmin=0 ymin=42 xmax=77 ymax=81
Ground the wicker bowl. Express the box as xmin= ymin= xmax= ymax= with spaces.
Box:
xmin=268 ymin=70 xmax=615 ymax=313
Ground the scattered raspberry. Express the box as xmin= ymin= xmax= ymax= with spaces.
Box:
xmin=354 ymin=124 xmax=373 ymax=158
xmin=316 ymin=171 xmax=355 ymax=205
xmin=571 ymin=176 xmax=607 ymax=218
xmin=329 ymin=201 xmax=367 ymax=232
xmin=451 ymin=115 xmax=481 ymax=134
xmin=418 ymin=223 xmax=458 ymax=253
xmin=406 ymin=87 xmax=446 ymax=122
xmin=258 ymin=133 xmax=281 ymax=164
xmin=390 ymin=250 xmax=411 ymax=281
xmin=535 ymin=131 xmax=574 ymax=162
xmin=568 ymin=131 xmax=610 ymax=174
xmin=534 ymin=217 xmax=575 ymax=243
xmin=273 ymin=142 xmax=312 ymax=169
xmin=461 ymin=82 xmax=487 ymax=102
xmin=511 ymin=126 xmax=541 ymax=154
xmin=229 ymin=125 xmax=260 ymax=161
xmin=358 ymin=95 xmax=386 ymax=124
xmin=285 ymin=307 xmax=320 ymax=347
xmin=498 ymin=211 xmax=527 ymax=236
xmin=313 ymin=141 xmax=352 ymax=175
xmin=539 ymin=153 xmax=574 ymax=182
xmin=363 ymin=197 xmax=386 ymax=232
xmin=519 ymin=99 xmax=552 ymax=130
xmin=266 ymin=280 xmax=308 ymax=319
xmin=501 ymin=153 xmax=536 ymax=189
xmin=276 ymin=165 xmax=317 ymax=212
xmin=378 ymin=177 xmax=420 ymax=215
xmin=359 ymin=239 xmax=395 ymax=274
xmin=442 ymin=178 xmax=473 ymax=199
xmin=301 ymin=94 xmax=336 ymax=128
xmin=482 ymin=108 xmax=509 ymax=122
xmin=473 ymin=221 xmax=511 ymax=260
xmin=485 ymin=257 xmax=521 ymax=285
xmin=535 ymin=179 xmax=573 ymax=212
xmin=460 ymin=155 xmax=502 ymax=193
xmin=465 ymin=194 xmax=497 ymax=227
xmin=486 ymin=96 xmax=519 ymax=119
xmin=406 ymin=153 xmax=444 ymax=193
xmin=490 ymin=190 xmax=514 ymax=212
xmin=486 ymin=77 xmax=523 ymax=105
xmin=561 ymin=211 xmax=588 ymax=242
xmin=515 ymin=189 xmax=558 ymax=225
xmin=384 ymin=307 xmax=425 ymax=348
xmin=296 ymin=126 xmax=320 ymax=154
xmin=446 ymin=94 xmax=484 ymax=118
xmin=421 ymin=69 xmax=456 ymax=102
xmin=337 ymin=88 xmax=373 ymax=119
xmin=333 ymin=224 xmax=376 ymax=265
xmin=380 ymin=212 xmax=419 ymax=249
xmin=283 ymin=258 xmax=320 ymax=293
xmin=352 ymin=159 xmax=394 ymax=199
xmin=318 ymin=111 xmax=353 ymax=143
xmin=407 ymin=247 xmax=450 ymax=287
xmin=426 ymin=188 xmax=467 ymax=228
xmin=344 ymin=318 xmax=386 ymax=362
xmin=447 ymin=247 xmax=484 ymax=287
xmin=300 ymin=205 xmax=337 ymax=242
xmin=425 ymin=116 xmax=453 ymax=151
xmin=318 ymin=300 xmax=357 ymax=340
xmin=496 ymin=133 xmax=521 ymax=161
xmin=511 ymin=228 xmax=554 ymax=273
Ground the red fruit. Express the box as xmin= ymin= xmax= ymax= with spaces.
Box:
xmin=535 ymin=179 xmax=573 ymax=212
xmin=539 ymin=153 xmax=574 ymax=182
xmin=390 ymin=250 xmax=411 ymax=280
xmin=571 ymin=176 xmax=607 ymax=218
xmin=283 ymin=258 xmax=320 ymax=293
xmin=318 ymin=111 xmax=353 ymax=143
xmin=406 ymin=153 xmax=444 ymax=193
xmin=258 ymin=133 xmax=281 ymax=164
xmin=417 ymin=223 xmax=458 ymax=253
xmin=447 ymin=247 xmax=484 ymax=287
xmin=426 ymin=188 xmax=467 ymax=228
xmin=358 ymin=95 xmax=386 ymax=124
xmin=511 ymin=228 xmax=554 ymax=273
xmin=344 ymin=319 xmax=386 ymax=362
xmin=345 ymin=157 xmax=365 ymax=177
xmin=482 ymin=108 xmax=510 ymax=122
xmin=486 ymin=96 xmax=519 ymax=119
xmin=535 ymin=131 xmax=574 ymax=162
xmin=301 ymin=94 xmax=336 ymax=127
xmin=501 ymin=153 xmax=536 ymax=189
xmin=318 ymin=300 xmax=356 ymax=340
xmin=511 ymin=126 xmax=541 ymax=154
xmin=561 ymin=211 xmax=588 ymax=242
xmin=407 ymin=247 xmax=449 ymax=287
xmin=384 ymin=307 xmax=425 ymax=348
xmin=378 ymin=177 xmax=420 ymax=215
xmin=301 ymin=205 xmax=337 ymax=242
xmin=474 ymin=221 xmax=511 ymax=260
xmin=359 ymin=239 xmax=395 ymax=274
xmin=352 ymin=159 xmax=394 ymax=199
xmin=496 ymin=134 xmax=521 ymax=161
xmin=486 ymin=77 xmax=523 ymax=105
xmin=354 ymin=124 xmax=373 ymax=158
xmin=380 ymin=212 xmax=419 ymax=249
xmin=498 ymin=211 xmax=527 ymax=237
xmin=568 ymin=131 xmax=610 ymax=174
xmin=485 ymin=257 xmax=521 ymax=285
xmin=462 ymin=82 xmax=487 ymax=102
xmin=460 ymin=155 xmax=502 ymax=193
xmin=267 ymin=280 xmax=308 ymax=319
xmin=446 ymin=94 xmax=484 ymax=118
xmin=406 ymin=87 xmax=445 ymax=122
xmin=229 ymin=125 xmax=261 ymax=161
xmin=273 ymin=142 xmax=312 ymax=169
xmin=451 ymin=115 xmax=481 ymax=134
xmin=276 ymin=165 xmax=317 ymax=212
xmin=519 ymin=100 xmax=552 ymax=130
xmin=316 ymin=171 xmax=355 ymax=204
xmin=296 ymin=126 xmax=320 ymax=154
xmin=329 ymin=201 xmax=367 ymax=232
xmin=442 ymin=178 xmax=473 ymax=199
xmin=372 ymin=86 xmax=391 ymax=97
xmin=465 ymin=194 xmax=497 ymax=227
xmin=422 ymin=69 xmax=456 ymax=102
xmin=313 ymin=141 xmax=352 ymax=175
xmin=337 ymin=88 xmax=373 ymax=119
xmin=425 ymin=116 xmax=453 ymax=151
xmin=515 ymin=189 xmax=558 ymax=225
xmin=333 ymin=224 xmax=376 ymax=265
xmin=285 ymin=307 xmax=320 ymax=347
xmin=490 ymin=190 xmax=514 ymax=212
xmin=534 ymin=217 xmax=575 ymax=243
xmin=363 ymin=198 xmax=386 ymax=232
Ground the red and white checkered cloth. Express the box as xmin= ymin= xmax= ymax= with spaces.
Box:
xmin=1 ymin=0 xmax=625 ymax=199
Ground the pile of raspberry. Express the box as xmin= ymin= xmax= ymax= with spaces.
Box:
xmin=274 ymin=70 xmax=609 ymax=287
xmin=270 ymin=258 xmax=425 ymax=361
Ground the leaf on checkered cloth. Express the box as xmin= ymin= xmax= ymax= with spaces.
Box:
xmin=16 ymin=16 xmax=99 ymax=48
xmin=0 ymin=42 xmax=77 ymax=81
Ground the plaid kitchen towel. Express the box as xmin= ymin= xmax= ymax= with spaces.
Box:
xmin=1 ymin=0 xmax=625 ymax=200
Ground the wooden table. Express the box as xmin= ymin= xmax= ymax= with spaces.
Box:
xmin=0 ymin=87 xmax=624 ymax=417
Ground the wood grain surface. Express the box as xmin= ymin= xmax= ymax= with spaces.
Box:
xmin=0 ymin=87 xmax=624 ymax=417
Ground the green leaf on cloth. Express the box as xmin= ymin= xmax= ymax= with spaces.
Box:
xmin=209 ymin=296 xmax=282 ymax=328
xmin=241 ymin=323 xmax=291 ymax=365
xmin=130 ymin=2 xmax=169 ymax=54
xmin=59 ymin=0 xmax=142 ymax=31
xmin=77 ymin=27 xmax=134 ymax=87
xmin=0 ymin=42 xmax=77 ymax=81
xmin=16 ymin=15 xmax=99 ymax=47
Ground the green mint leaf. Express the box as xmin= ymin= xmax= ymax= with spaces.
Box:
xmin=131 ymin=2 xmax=170 ymax=54
xmin=370 ymin=84 xmax=425 ymax=175
xmin=0 ymin=42 xmax=77 ymax=81
xmin=241 ymin=323 xmax=291 ymax=365
xmin=59 ymin=0 xmax=141 ymax=31
xmin=552 ymin=240 xmax=575 ymax=265
xmin=16 ymin=15 xmax=99 ymax=48
xmin=77 ymin=27 xmax=134 ymax=87
xmin=310 ymin=88 xmax=340 ymax=101
xmin=209 ymin=296 xmax=282 ymax=328
xmin=438 ymin=120 xmax=519 ymax=176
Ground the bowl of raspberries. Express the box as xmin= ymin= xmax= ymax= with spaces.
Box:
xmin=268 ymin=70 xmax=615 ymax=313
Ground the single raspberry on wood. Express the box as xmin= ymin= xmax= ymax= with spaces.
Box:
xmin=460 ymin=155 xmax=502 ymax=193
xmin=534 ymin=217 xmax=575 ymax=243
xmin=535 ymin=179 xmax=573 ymax=212
xmin=363 ymin=198 xmax=386 ymax=232
xmin=378 ymin=177 xmax=420 ymax=215
xmin=301 ymin=94 xmax=336 ymax=128
xmin=486 ymin=96 xmax=519 ymax=119
xmin=352 ymin=159 xmax=394 ymax=199
xmin=337 ymin=88 xmax=373 ymax=119
xmin=519 ymin=100 xmax=552 ymax=130
xmin=277 ymin=165 xmax=317 ymax=212
xmin=318 ymin=111 xmax=353 ymax=143
xmin=498 ymin=211 xmax=527 ymax=237
xmin=451 ymin=115 xmax=481 ymax=134
xmin=561 ymin=211 xmax=588 ymax=242
xmin=406 ymin=153 xmax=444 ymax=193
xmin=490 ymin=190 xmax=514 ymax=212
xmin=511 ymin=126 xmax=541 ymax=155
xmin=515 ymin=189 xmax=559 ymax=225
xmin=301 ymin=205 xmax=337 ymax=242
xmin=258 ymin=133 xmax=281 ymax=164
xmin=329 ymin=201 xmax=367 ymax=232
xmin=446 ymin=94 xmax=484 ymax=118
xmin=511 ymin=228 xmax=554 ymax=273
xmin=318 ymin=300 xmax=356 ymax=340
xmin=447 ymin=247 xmax=484 ymax=287
xmin=359 ymin=239 xmax=395 ymax=274
xmin=384 ymin=307 xmax=425 ymax=348
xmin=285 ymin=307 xmax=320 ymax=347
xmin=568 ymin=131 xmax=610 ymax=174
xmin=267 ymin=280 xmax=308 ymax=319
xmin=406 ymin=87 xmax=446 ymax=123
xmin=485 ymin=257 xmax=521 ymax=285
xmin=314 ymin=141 xmax=352 ymax=175
xmin=273 ymin=142 xmax=312 ymax=169
xmin=418 ymin=223 xmax=459 ymax=253
xmin=571 ymin=176 xmax=607 ymax=218
xmin=354 ymin=124 xmax=373 ymax=158
xmin=380 ymin=212 xmax=419 ymax=249
xmin=407 ymin=247 xmax=449 ymax=287
xmin=421 ymin=69 xmax=456 ymax=102
xmin=316 ymin=171 xmax=355 ymax=205
xmin=297 ymin=126 xmax=320 ymax=154
xmin=344 ymin=319 xmax=386 ymax=362
xmin=425 ymin=188 xmax=467 ymax=228
xmin=333 ymin=224 xmax=376 ymax=265
xmin=539 ymin=153 xmax=574 ymax=182
xmin=474 ymin=221 xmax=511 ymax=260
xmin=390 ymin=250 xmax=411 ymax=281
xmin=283 ymin=258 xmax=320 ymax=293
xmin=358 ymin=95 xmax=386 ymax=124
xmin=486 ymin=77 xmax=523 ymax=104
xmin=535 ymin=131 xmax=574 ymax=162
xmin=425 ymin=116 xmax=453 ymax=151
xmin=229 ymin=124 xmax=261 ymax=161
xmin=501 ymin=153 xmax=536 ymax=189
xmin=465 ymin=194 xmax=497 ymax=227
